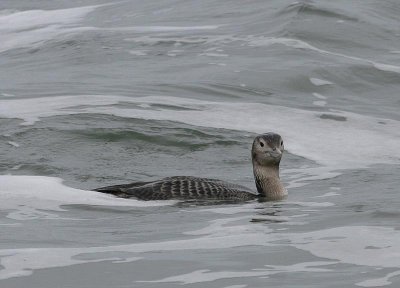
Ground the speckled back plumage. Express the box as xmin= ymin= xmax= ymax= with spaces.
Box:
xmin=94 ymin=132 xmax=286 ymax=202
xmin=94 ymin=176 xmax=257 ymax=201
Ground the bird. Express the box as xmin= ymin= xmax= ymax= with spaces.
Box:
xmin=94 ymin=132 xmax=286 ymax=201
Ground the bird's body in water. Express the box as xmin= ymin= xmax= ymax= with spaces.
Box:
xmin=94 ymin=133 xmax=286 ymax=201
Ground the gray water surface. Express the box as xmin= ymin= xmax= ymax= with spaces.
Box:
xmin=1 ymin=1 xmax=400 ymax=287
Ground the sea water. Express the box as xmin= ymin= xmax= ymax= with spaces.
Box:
xmin=1 ymin=1 xmax=400 ymax=287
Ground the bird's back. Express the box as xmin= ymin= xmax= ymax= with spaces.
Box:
xmin=94 ymin=176 xmax=257 ymax=201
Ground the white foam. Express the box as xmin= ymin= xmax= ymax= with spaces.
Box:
xmin=183 ymin=216 xmax=271 ymax=236
xmin=314 ymin=192 xmax=340 ymax=198
xmin=312 ymin=93 xmax=328 ymax=100
xmin=199 ymin=52 xmax=229 ymax=57
xmin=284 ymin=201 xmax=335 ymax=207
xmin=0 ymin=221 xmax=399 ymax=284
xmin=1 ymin=92 xmax=15 ymax=97
xmin=208 ymin=62 xmax=227 ymax=66
xmin=137 ymin=103 xmax=151 ymax=108
xmin=288 ymin=226 xmax=400 ymax=286
xmin=248 ymin=37 xmax=320 ymax=51
xmin=312 ymin=100 xmax=326 ymax=107
xmin=372 ymin=63 xmax=400 ymax=74
xmin=108 ymin=25 xmax=218 ymax=32
xmin=1 ymin=95 xmax=399 ymax=174
xmin=0 ymin=4 xmax=218 ymax=53
xmin=284 ymin=167 xmax=342 ymax=188
xmin=0 ymin=95 xmax=125 ymax=125
xmin=189 ymin=203 xmax=261 ymax=215
xmin=248 ymin=37 xmax=400 ymax=74
xmin=124 ymin=34 xmax=226 ymax=46
xmin=0 ymin=5 xmax=98 ymax=53
xmin=138 ymin=269 xmax=268 ymax=284
xmin=0 ymin=223 xmax=21 ymax=227
xmin=0 ymin=6 xmax=93 ymax=32
xmin=128 ymin=50 xmax=147 ymax=56
xmin=0 ymin=175 xmax=174 ymax=220
xmin=356 ymin=270 xmax=400 ymax=287
xmin=138 ymin=262 xmax=333 ymax=284
xmin=7 ymin=141 xmax=20 ymax=147
xmin=310 ymin=78 xmax=333 ymax=86
xmin=290 ymin=226 xmax=400 ymax=268
xmin=0 ymin=231 xmax=270 ymax=280
xmin=10 ymin=164 xmax=22 ymax=170
xmin=0 ymin=246 xmax=142 ymax=280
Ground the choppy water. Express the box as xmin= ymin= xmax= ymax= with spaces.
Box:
xmin=1 ymin=1 xmax=400 ymax=287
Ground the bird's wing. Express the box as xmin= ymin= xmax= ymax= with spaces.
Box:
xmin=94 ymin=176 xmax=256 ymax=200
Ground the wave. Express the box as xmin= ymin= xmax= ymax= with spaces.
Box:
xmin=1 ymin=95 xmax=399 ymax=172
xmin=0 ymin=4 xmax=219 ymax=54
xmin=0 ymin=175 xmax=175 ymax=220
xmin=278 ymin=1 xmax=358 ymax=22
xmin=0 ymin=218 xmax=398 ymax=286
xmin=0 ymin=5 xmax=99 ymax=53
xmin=247 ymin=36 xmax=400 ymax=74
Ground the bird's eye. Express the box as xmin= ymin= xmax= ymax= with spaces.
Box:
xmin=260 ymin=142 xmax=264 ymax=147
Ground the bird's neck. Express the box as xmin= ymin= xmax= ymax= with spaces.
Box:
xmin=252 ymin=162 xmax=286 ymax=200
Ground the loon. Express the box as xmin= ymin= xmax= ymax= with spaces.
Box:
xmin=94 ymin=132 xmax=286 ymax=201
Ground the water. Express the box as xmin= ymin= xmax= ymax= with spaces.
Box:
xmin=1 ymin=0 xmax=400 ymax=287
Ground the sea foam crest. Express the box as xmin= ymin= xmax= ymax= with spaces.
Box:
xmin=0 ymin=4 xmax=219 ymax=53
xmin=1 ymin=95 xmax=399 ymax=171
xmin=0 ymin=5 xmax=98 ymax=53
xmin=0 ymin=175 xmax=174 ymax=220
xmin=0 ymin=221 xmax=399 ymax=286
